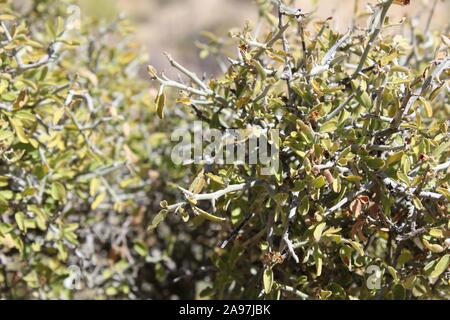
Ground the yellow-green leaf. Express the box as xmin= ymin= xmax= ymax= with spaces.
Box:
xmin=156 ymin=91 xmax=166 ymax=119
xmin=313 ymin=176 xmax=327 ymax=189
xmin=320 ymin=120 xmax=338 ymax=133
xmin=15 ymin=212 xmax=26 ymax=232
xmin=193 ymin=207 xmax=226 ymax=223
xmin=91 ymin=192 xmax=106 ymax=210
xmin=418 ymin=97 xmax=432 ymax=117
xmin=314 ymin=222 xmax=327 ymax=242
xmin=263 ymin=267 xmax=274 ymax=294
xmin=386 ymin=151 xmax=404 ymax=167
xmin=51 ymin=182 xmax=66 ymax=202
xmin=148 ymin=210 xmax=169 ymax=231
xmin=430 ymin=254 xmax=450 ymax=279
xmin=423 ymin=239 xmax=444 ymax=253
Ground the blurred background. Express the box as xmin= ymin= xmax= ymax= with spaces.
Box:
xmin=15 ymin=0 xmax=450 ymax=76
xmin=114 ymin=0 xmax=449 ymax=76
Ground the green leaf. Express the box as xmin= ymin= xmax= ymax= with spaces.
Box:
xmin=91 ymin=192 xmax=106 ymax=210
xmin=320 ymin=120 xmax=338 ymax=133
xmin=313 ymin=222 xmax=327 ymax=242
xmin=348 ymin=240 xmax=365 ymax=256
xmin=387 ymin=266 xmax=399 ymax=282
xmin=320 ymin=290 xmax=332 ymax=300
xmin=392 ymin=284 xmax=406 ymax=300
xmin=273 ymin=193 xmax=289 ymax=206
xmin=45 ymin=20 xmax=57 ymax=39
xmin=148 ymin=210 xmax=169 ymax=231
xmin=430 ymin=254 xmax=450 ymax=279
xmin=298 ymin=197 xmax=310 ymax=216
xmin=345 ymin=175 xmax=363 ymax=183
xmin=366 ymin=157 xmax=385 ymax=170
xmin=412 ymin=196 xmax=424 ymax=210
xmin=296 ymin=120 xmax=314 ymax=144
xmin=156 ymin=91 xmax=166 ymax=119
xmin=429 ymin=229 xmax=444 ymax=239
xmin=0 ymin=223 xmax=13 ymax=236
xmin=386 ymin=151 xmax=404 ymax=167
xmin=23 ymin=271 xmax=39 ymax=289
xmin=263 ymin=267 xmax=274 ymax=294
xmin=0 ymin=14 xmax=17 ymax=21
xmin=193 ymin=207 xmax=226 ymax=223
xmin=133 ymin=240 xmax=148 ymax=257
xmin=417 ymin=96 xmax=432 ymax=117
xmin=397 ymin=171 xmax=410 ymax=186
xmin=15 ymin=212 xmax=26 ymax=232
xmin=313 ymin=176 xmax=327 ymax=189
xmin=422 ymin=239 xmax=444 ymax=253
xmin=51 ymin=182 xmax=66 ymax=202
xmin=436 ymin=187 xmax=450 ymax=201
xmin=313 ymin=247 xmax=323 ymax=276
xmin=356 ymin=91 xmax=372 ymax=109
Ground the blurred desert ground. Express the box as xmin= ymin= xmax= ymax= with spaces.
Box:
xmin=114 ymin=0 xmax=449 ymax=76
xmin=14 ymin=0 xmax=450 ymax=75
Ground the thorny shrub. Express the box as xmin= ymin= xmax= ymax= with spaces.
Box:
xmin=150 ymin=0 xmax=450 ymax=299
xmin=0 ymin=0 xmax=192 ymax=299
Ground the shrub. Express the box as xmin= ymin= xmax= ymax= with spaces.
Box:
xmin=0 ymin=0 xmax=176 ymax=299
xmin=150 ymin=0 xmax=449 ymax=299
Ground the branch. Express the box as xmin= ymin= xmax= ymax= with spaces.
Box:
xmin=178 ymin=182 xmax=250 ymax=201
xmin=1 ymin=22 xmax=60 ymax=72
xmin=433 ymin=160 xmax=450 ymax=173
xmin=164 ymin=53 xmax=212 ymax=93
xmin=310 ymin=29 xmax=351 ymax=77
xmin=282 ymin=232 xmax=299 ymax=263
xmin=366 ymin=144 xmax=406 ymax=152
xmin=322 ymin=93 xmax=355 ymax=122
xmin=382 ymin=176 xmax=444 ymax=200
xmin=277 ymin=1 xmax=294 ymax=102
xmin=279 ymin=192 xmax=300 ymax=263
xmin=253 ymin=23 xmax=290 ymax=60
xmin=279 ymin=284 xmax=309 ymax=300
xmin=158 ymin=74 xmax=209 ymax=97
xmin=390 ymin=57 xmax=449 ymax=132
xmin=166 ymin=182 xmax=257 ymax=213
xmin=351 ymin=0 xmax=394 ymax=79
xmin=220 ymin=212 xmax=254 ymax=249
xmin=64 ymin=106 xmax=103 ymax=156
xmin=324 ymin=183 xmax=373 ymax=217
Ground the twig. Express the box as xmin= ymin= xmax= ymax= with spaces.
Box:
xmin=351 ymin=0 xmax=394 ymax=79
xmin=324 ymin=183 xmax=373 ymax=217
xmin=279 ymin=284 xmax=309 ymax=300
xmin=64 ymin=106 xmax=103 ymax=156
xmin=220 ymin=213 xmax=254 ymax=249
xmin=253 ymin=23 xmax=290 ymax=60
xmin=382 ymin=176 xmax=444 ymax=200
xmin=277 ymin=1 xmax=293 ymax=102
xmin=366 ymin=144 xmax=406 ymax=152
xmin=178 ymin=182 xmax=250 ymax=201
xmin=164 ymin=53 xmax=212 ymax=93
xmin=158 ymin=74 xmax=209 ymax=97
xmin=433 ymin=160 xmax=450 ymax=173
xmin=310 ymin=29 xmax=351 ymax=77
xmin=322 ymin=93 xmax=355 ymax=122
xmin=1 ymin=21 xmax=61 ymax=72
